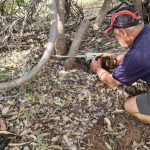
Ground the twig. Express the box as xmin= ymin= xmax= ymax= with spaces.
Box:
xmin=89 ymin=2 xmax=124 ymax=21
xmin=108 ymin=2 xmax=124 ymax=14
xmin=8 ymin=141 xmax=31 ymax=146
xmin=49 ymin=145 xmax=63 ymax=150
xmin=0 ymin=91 xmax=23 ymax=101
xmin=20 ymin=0 xmax=39 ymax=36
xmin=0 ymin=131 xmax=17 ymax=136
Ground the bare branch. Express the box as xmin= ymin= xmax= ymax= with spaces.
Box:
xmin=20 ymin=0 xmax=41 ymax=36
xmin=93 ymin=0 xmax=112 ymax=30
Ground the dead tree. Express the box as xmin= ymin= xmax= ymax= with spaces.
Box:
xmin=0 ymin=0 xmax=57 ymax=90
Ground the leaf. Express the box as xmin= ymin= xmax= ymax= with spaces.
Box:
xmin=105 ymin=142 xmax=112 ymax=150
xmin=104 ymin=117 xmax=113 ymax=132
xmin=51 ymin=136 xmax=60 ymax=143
xmin=0 ymin=119 xmax=7 ymax=131
xmin=2 ymin=107 xmax=9 ymax=115
xmin=63 ymin=135 xmax=77 ymax=150
xmin=39 ymin=94 xmax=46 ymax=105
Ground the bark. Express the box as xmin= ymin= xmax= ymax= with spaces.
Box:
xmin=134 ymin=0 xmax=143 ymax=16
xmin=64 ymin=20 xmax=90 ymax=70
xmin=0 ymin=0 xmax=57 ymax=90
xmin=93 ymin=0 xmax=112 ymax=30
xmin=55 ymin=0 xmax=67 ymax=55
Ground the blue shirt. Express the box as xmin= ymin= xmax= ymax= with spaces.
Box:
xmin=112 ymin=26 xmax=150 ymax=85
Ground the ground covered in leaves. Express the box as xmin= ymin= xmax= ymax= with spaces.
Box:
xmin=1 ymin=29 xmax=150 ymax=150
xmin=1 ymin=1 xmax=150 ymax=150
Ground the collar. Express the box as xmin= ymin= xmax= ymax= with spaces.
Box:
xmin=132 ymin=26 xmax=149 ymax=47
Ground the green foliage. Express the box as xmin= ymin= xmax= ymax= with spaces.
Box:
xmin=33 ymin=135 xmax=50 ymax=150
xmin=3 ymin=0 xmax=30 ymax=15
xmin=19 ymin=107 xmax=39 ymax=121
xmin=16 ymin=0 xmax=30 ymax=7
xmin=5 ymin=2 xmax=12 ymax=14
xmin=24 ymin=92 xmax=39 ymax=102
xmin=0 ymin=71 xmax=9 ymax=82
xmin=77 ymin=0 xmax=99 ymax=5
xmin=20 ymin=110 xmax=35 ymax=121
xmin=60 ymin=99 xmax=69 ymax=109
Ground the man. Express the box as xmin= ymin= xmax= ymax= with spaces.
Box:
xmin=90 ymin=7 xmax=150 ymax=124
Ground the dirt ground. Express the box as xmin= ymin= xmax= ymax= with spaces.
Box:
xmin=86 ymin=114 xmax=150 ymax=150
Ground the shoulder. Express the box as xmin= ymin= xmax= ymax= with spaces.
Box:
xmin=135 ymin=26 xmax=150 ymax=48
xmin=112 ymin=48 xmax=140 ymax=85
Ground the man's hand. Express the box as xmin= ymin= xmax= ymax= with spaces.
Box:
xmin=90 ymin=57 xmax=101 ymax=74
xmin=90 ymin=56 xmax=121 ymax=87
xmin=116 ymin=54 xmax=125 ymax=64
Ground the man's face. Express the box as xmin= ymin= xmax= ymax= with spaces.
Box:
xmin=113 ymin=29 xmax=132 ymax=48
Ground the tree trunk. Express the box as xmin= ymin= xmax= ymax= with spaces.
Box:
xmin=93 ymin=0 xmax=112 ymax=30
xmin=64 ymin=20 xmax=90 ymax=70
xmin=55 ymin=0 xmax=67 ymax=55
xmin=0 ymin=0 xmax=57 ymax=90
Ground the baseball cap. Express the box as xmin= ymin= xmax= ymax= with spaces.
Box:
xmin=103 ymin=7 xmax=142 ymax=34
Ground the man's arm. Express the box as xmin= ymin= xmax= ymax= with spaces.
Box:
xmin=90 ymin=54 xmax=124 ymax=88
xmin=97 ymin=68 xmax=121 ymax=88
xmin=115 ymin=54 xmax=125 ymax=64
xmin=97 ymin=53 xmax=124 ymax=87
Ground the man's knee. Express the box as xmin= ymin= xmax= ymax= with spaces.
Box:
xmin=124 ymin=94 xmax=150 ymax=124
xmin=124 ymin=100 xmax=131 ymax=113
xmin=124 ymin=96 xmax=139 ymax=114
